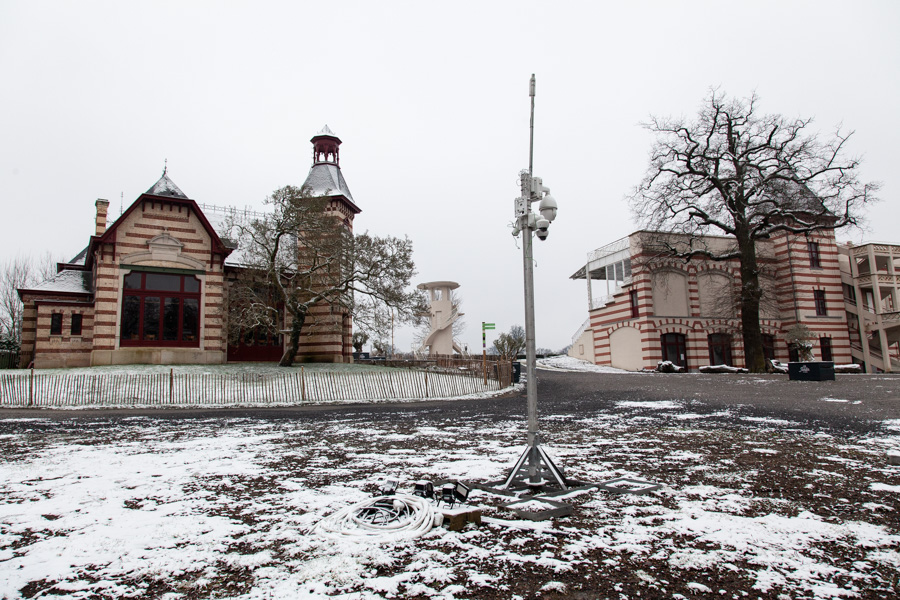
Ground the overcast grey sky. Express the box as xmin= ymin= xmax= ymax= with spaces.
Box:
xmin=2 ymin=1 xmax=897 ymax=354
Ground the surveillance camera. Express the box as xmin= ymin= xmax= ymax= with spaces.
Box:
xmin=535 ymin=217 xmax=550 ymax=241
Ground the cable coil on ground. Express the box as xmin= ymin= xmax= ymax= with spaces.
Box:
xmin=312 ymin=493 xmax=441 ymax=542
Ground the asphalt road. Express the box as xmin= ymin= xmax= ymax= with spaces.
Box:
xmin=2 ymin=370 xmax=898 ymax=435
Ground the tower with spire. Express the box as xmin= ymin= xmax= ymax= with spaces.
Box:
xmin=302 ymin=125 xmax=361 ymax=228
xmin=297 ymin=126 xmax=362 ymax=363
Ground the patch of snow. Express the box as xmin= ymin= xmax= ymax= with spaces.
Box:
xmin=536 ymin=356 xmax=634 ymax=373
xmin=882 ymin=419 xmax=900 ymax=432
xmin=616 ymin=400 xmax=682 ymax=410
xmin=870 ymin=482 xmax=900 ymax=493
xmin=741 ymin=416 xmax=798 ymax=427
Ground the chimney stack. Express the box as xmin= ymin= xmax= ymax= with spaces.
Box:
xmin=95 ymin=199 xmax=110 ymax=236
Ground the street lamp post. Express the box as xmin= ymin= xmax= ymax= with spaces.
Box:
xmin=502 ymin=74 xmax=567 ymax=491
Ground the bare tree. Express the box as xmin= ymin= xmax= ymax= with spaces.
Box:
xmin=630 ymin=90 xmax=878 ymax=372
xmin=352 ymin=331 xmax=369 ymax=354
xmin=0 ymin=253 xmax=57 ymax=346
xmin=493 ymin=325 xmax=526 ymax=361
xmin=227 ymin=185 xmax=426 ymax=366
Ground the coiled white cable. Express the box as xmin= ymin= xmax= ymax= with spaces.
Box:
xmin=312 ymin=493 xmax=441 ymax=542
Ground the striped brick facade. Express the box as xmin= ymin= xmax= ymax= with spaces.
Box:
xmin=19 ymin=128 xmax=361 ymax=368
xmin=19 ymin=183 xmax=233 ymax=369
xmin=571 ymin=230 xmax=852 ymax=371
xmin=19 ymin=297 xmax=94 ymax=368
xmin=89 ymin=195 xmax=229 ymax=367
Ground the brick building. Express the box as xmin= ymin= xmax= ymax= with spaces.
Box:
xmin=18 ymin=127 xmax=359 ymax=368
xmin=568 ymin=229 xmax=855 ymax=371
xmin=840 ymin=242 xmax=900 ymax=372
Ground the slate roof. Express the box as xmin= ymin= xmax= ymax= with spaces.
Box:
xmin=145 ymin=172 xmax=188 ymax=199
xmin=27 ymin=270 xmax=92 ymax=295
xmin=68 ymin=246 xmax=89 ymax=266
xmin=303 ymin=163 xmax=354 ymax=202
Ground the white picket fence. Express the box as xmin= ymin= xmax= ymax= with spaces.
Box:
xmin=0 ymin=368 xmax=504 ymax=408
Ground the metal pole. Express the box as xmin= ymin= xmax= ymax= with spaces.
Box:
xmin=499 ymin=74 xmax=568 ymax=492
xmin=523 ymin=74 xmax=540 ymax=484
xmin=482 ymin=321 xmax=487 ymax=386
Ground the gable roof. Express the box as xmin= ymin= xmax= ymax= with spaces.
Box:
xmin=88 ymin=174 xmax=232 ymax=268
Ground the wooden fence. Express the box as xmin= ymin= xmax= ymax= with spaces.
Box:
xmin=0 ymin=365 xmax=510 ymax=408
xmin=361 ymin=357 xmax=515 ymax=387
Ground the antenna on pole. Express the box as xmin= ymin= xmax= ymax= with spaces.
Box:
xmin=528 ymin=74 xmax=536 ymax=177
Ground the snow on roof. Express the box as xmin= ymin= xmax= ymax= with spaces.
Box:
xmin=29 ymin=269 xmax=91 ymax=295
xmin=145 ymin=173 xmax=188 ymax=199
xmin=302 ymin=163 xmax=353 ymax=201
xmin=315 ymin=124 xmax=337 ymax=137
xmin=68 ymin=247 xmax=89 ymax=266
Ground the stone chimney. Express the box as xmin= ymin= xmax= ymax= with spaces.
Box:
xmin=95 ymin=199 xmax=110 ymax=236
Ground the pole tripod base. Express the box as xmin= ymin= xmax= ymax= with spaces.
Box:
xmin=500 ymin=443 xmax=568 ymax=491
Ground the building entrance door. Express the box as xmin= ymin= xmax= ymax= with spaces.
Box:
xmin=661 ymin=333 xmax=688 ymax=368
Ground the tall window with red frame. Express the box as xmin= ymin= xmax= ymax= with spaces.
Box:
xmin=630 ymin=290 xmax=639 ymax=318
xmin=50 ymin=313 xmax=62 ymax=335
xmin=120 ymin=272 xmax=201 ymax=346
xmin=71 ymin=313 xmax=83 ymax=336
xmin=808 ymin=241 xmax=821 ymax=268
xmin=814 ymin=289 xmax=827 ymax=316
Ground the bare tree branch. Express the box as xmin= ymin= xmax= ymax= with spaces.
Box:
xmin=629 ymin=90 xmax=879 ymax=372
xmin=227 ymin=185 xmax=426 ymax=366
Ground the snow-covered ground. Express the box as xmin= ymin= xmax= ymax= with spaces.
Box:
xmin=1 ymin=402 xmax=898 ymax=599
xmin=536 ymin=355 xmax=633 ymax=374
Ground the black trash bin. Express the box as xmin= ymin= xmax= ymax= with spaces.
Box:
xmin=512 ymin=362 xmax=522 ymax=383
xmin=788 ymin=361 xmax=835 ymax=381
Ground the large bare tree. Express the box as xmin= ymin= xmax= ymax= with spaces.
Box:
xmin=227 ymin=185 xmax=425 ymax=366
xmin=1 ymin=253 xmax=57 ymax=347
xmin=630 ymin=91 xmax=878 ymax=372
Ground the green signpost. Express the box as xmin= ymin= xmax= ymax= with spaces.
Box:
xmin=482 ymin=322 xmax=495 ymax=384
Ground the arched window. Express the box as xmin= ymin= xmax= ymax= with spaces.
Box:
xmin=652 ymin=270 xmax=689 ymax=316
xmin=120 ymin=272 xmax=201 ymax=347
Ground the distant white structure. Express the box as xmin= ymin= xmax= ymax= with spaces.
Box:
xmin=417 ymin=281 xmax=464 ymax=355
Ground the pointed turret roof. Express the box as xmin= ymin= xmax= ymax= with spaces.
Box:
xmin=304 ymin=164 xmax=355 ymax=202
xmin=146 ymin=171 xmax=188 ymax=199
xmin=316 ymin=124 xmax=337 ymax=138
